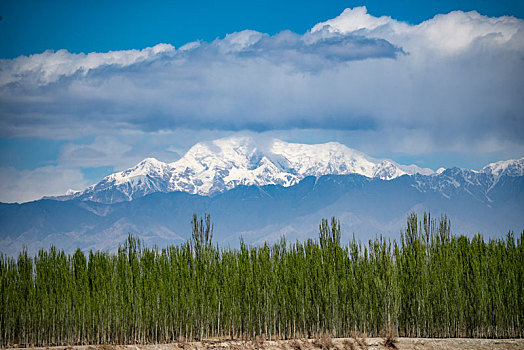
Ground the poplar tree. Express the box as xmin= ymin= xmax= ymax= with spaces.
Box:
xmin=1 ymin=213 xmax=522 ymax=346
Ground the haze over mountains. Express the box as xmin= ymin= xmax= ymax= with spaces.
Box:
xmin=1 ymin=136 xmax=523 ymax=256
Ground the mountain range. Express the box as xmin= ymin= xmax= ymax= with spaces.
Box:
xmin=1 ymin=136 xmax=523 ymax=256
xmin=53 ymin=137 xmax=434 ymax=203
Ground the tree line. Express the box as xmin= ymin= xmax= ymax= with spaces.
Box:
xmin=1 ymin=213 xmax=523 ymax=346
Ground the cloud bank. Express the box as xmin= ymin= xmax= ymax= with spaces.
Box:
xmin=1 ymin=7 xmax=522 ymax=141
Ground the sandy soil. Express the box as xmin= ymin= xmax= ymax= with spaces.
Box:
xmin=6 ymin=337 xmax=524 ymax=350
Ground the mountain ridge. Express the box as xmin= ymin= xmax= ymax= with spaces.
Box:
xmin=3 ymin=137 xmax=517 ymax=256
xmin=3 ymin=170 xmax=523 ymax=256
xmin=59 ymin=136 xmax=524 ymax=205
xmin=54 ymin=136 xmax=440 ymax=204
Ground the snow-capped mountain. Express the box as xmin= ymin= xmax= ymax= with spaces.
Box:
xmin=4 ymin=146 xmax=523 ymax=256
xmin=409 ymin=156 xmax=524 ymax=203
xmin=63 ymin=136 xmax=435 ymax=203
xmin=3 ymin=162 xmax=523 ymax=256
xmin=481 ymin=157 xmax=524 ymax=187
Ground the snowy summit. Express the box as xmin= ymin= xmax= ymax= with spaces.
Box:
xmin=63 ymin=136 xmax=434 ymax=203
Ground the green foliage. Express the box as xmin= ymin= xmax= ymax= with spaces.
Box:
xmin=0 ymin=213 xmax=523 ymax=346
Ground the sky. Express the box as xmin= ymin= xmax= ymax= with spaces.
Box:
xmin=0 ymin=0 xmax=523 ymax=203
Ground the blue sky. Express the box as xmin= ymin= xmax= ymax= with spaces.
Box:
xmin=0 ymin=0 xmax=524 ymax=202
xmin=2 ymin=0 xmax=523 ymax=59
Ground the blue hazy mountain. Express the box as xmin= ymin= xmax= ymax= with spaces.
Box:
xmin=1 ymin=165 xmax=523 ymax=256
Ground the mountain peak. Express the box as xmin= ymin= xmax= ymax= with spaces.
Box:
xmin=64 ymin=137 xmax=441 ymax=203
xmin=140 ymin=157 xmax=163 ymax=164
xmin=481 ymin=157 xmax=524 ymax=177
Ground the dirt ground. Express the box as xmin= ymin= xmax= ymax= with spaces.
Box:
xmin=6 ymin=337 xmax=524 ymax=350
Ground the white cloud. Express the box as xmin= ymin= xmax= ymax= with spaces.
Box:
xmin=311 ymin=7 xmax=394 ymax=33
xmin=0 ymin=43 xmax=174 ymax=86
xmin=0 ymin=7 xmax=522 ymax=158
xmin=218 ymin=30 xmax=266 ymax=52
xmin=0 ymin=166 xmax=90 ymax=203
xmin=313 ymin=7 xmax=523 ymax=54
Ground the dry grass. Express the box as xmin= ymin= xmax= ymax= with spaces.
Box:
xmin=177 ymin=341 xmax=189 ymax=350
xmin=289 ymin=340 xmax=303 ymax=350
xmin=253 ymin=336 xmax=265 ymax=350
xmin=381 ymin=323 xmax=398 ymax=350
xmin=341 ymin=339 xmax=356 ymax=350
xmin=98 ymin=346 xmax=114 ymax=350
xmin=312 ymin=333 xmax=335 ymax=350
xmin=7 ymin=337 xmax=524 ymax=350
xmin=349 ymin=332 xmax=367 ymax=350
